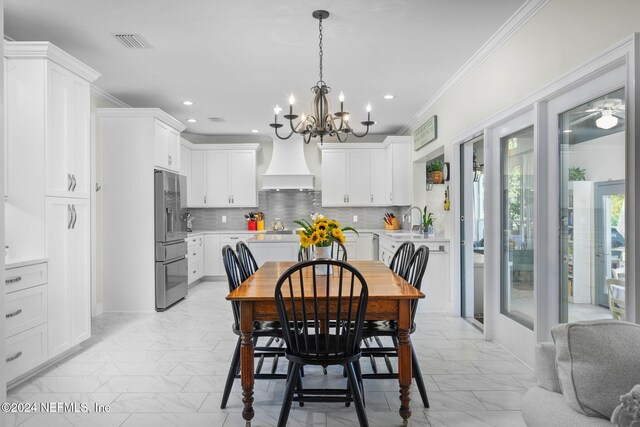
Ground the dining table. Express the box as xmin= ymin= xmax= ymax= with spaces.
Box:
xmin=226 ymin=260 xmax=425 ymax=426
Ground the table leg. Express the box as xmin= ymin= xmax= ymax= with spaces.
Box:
xmin=397 ymin=299 xmax=412 ymax=425
xmin=240 ymin=301 xmax=255 ymax=426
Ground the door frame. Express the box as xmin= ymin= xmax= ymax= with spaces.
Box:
xmin=594 ymin=180 xmax=625 ymax=307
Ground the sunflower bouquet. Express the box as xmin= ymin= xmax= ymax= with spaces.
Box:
xmin=293 ymin=213 xmax=358 ymax=249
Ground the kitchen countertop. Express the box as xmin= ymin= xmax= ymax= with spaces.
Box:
xmin=187 ymin=229 xmax=449 ymax=242
xmin=5 ymin=257 xmax=49 ymax=269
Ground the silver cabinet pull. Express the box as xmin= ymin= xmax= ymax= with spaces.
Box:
xmin=168 ymin=155 xmax=173 ymax=166
xmin=71 ymin=174 xmax=77 ymax=191
xmin=67 ymin=174 xmax=73 ymax=191
xmin=5 ymin=276 xmax=22 ymax=284
xmin=230 ymin=237 xmax=239 ymax=240
xmin=370 ymin=194 xmax=373 ymax=203
xmin=6 ymin=351 xmax=22 ymax=362
xmin=192 ymin=252 xmax=196 ymax=256
xmin=204 ymin=195 xmax=207 ymax=204
xmin=67 ymin=204 xmax=73 ymax=229
xmin=72 ymin=205 xmax=78 ymax=229
xmin=6 ymin=309 xmax=22 ymax=318
xmin=390 ymin=193 xmax=393 ymax=202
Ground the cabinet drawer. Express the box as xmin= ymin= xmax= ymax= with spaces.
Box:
xmin=5 ymin=285 xmax=48 ymax=338
xmin=187 ymin=235 xmax=203 ymax=248
xmin=188 ymin=244 xmax=203 ymax=265
xmin=188 ymin=262 xmax=201 ymax=284
xmin=5 ymin=263 xmax=47 ymax=294
xmin=5 ymin=324 xmax=48 ymax=383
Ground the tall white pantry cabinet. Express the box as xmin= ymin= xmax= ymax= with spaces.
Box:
xmin=4 ymin=41 xmax=99 ymax=378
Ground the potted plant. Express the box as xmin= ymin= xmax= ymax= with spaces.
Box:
xmin=429 ymin=160 xmax=444 ymax=184
xmin=568 ymin=166 xmax=586 ymax=181
xmin=422 ymin=206 xmax=435 ymax=237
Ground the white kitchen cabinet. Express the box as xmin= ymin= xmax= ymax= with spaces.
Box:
xmin=187 ymin=234 xmax=204 ymax=284
xmin=356 ymin=233 xmax=375 ymax=260
xmin=188 ymin=146 xmax=259 ymax=208
xmin=344 ymin=240 xmax=358 ymax=261
xmin=45 ymin=197 xmax=90 ymax=358
xmin=206 ymin=151 xmax=229 ymax=206
xmin=191 ymin=150 xmax=207 ymax=207
xmin=320 ymin=150 xmax=348 ymax=206
xmin=46 ymin=62 xmax=92 ymax=199
xmin=154 ymin=119 xmax=181 ymax=173
xmin=389 ymin=138 xmax=412 ymax=206
xmin=371 ymin=149 xmax=392 ymax=205
xmin=5 ymin=324 xmax=48 ymax=383
xmin=247 ymin=241 xmax=300 ymax=267
xmin=180 ymin=143 xmax=192 ymax=205
xmin=321 ymin=149 xmax=373 ymax=207
xmin=204 ymin=234 xmax=221 ymax=276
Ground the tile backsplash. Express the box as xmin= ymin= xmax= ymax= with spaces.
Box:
xmin=187 ymin=191 xmax=408 ymax=231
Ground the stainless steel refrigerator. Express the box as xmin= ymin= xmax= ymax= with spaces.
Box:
xmin=155 ymin=170 xmax=188 ymax=311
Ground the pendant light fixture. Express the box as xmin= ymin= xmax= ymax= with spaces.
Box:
xmin=269 ymin=10 xmax=375 ymax=143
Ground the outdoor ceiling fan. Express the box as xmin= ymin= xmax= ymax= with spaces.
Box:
xmin=569 ymin=98 xmax=626 ymax=129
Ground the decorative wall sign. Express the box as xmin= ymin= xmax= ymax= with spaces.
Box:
xmin=414 ymin=115 xmax=437 ymax=150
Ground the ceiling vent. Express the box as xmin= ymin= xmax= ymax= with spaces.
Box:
xmin=112 ymin=34 xmax=151 ymax=49
xmin=207 ymin=117 xmax=226 ymax=122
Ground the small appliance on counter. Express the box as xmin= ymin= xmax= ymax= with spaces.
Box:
xmin=154 ymin=170 xmax=188 ymax=311
xmin=272 ymin=217 xmax=285 ymax=231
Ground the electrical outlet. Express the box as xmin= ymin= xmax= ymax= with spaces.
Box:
xmin=353 ymin=215 xmax=358 ymax=223
xmin=222 ymin=215 xmax=227 ymax=223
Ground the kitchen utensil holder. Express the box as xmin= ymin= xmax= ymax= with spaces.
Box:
xmin=247 ymin=220 xmax=257 ymax=231
xmin=385 ymin=218 xmax=400 ymax=230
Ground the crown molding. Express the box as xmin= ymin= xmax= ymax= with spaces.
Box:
xmin=181 ymin=133 xmax=273 ymax=144
xmin=90 ymin=85 xmax=130 ymax=108
xmin=96 ymin=108 xmax=186 ymax=132
xmin=398 ymin=0 xmax=551 ymax=135
xmin=4 ymin=41 xmax=101 ymax=82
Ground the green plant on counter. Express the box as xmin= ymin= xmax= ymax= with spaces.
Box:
xmin=428 ymin=160 xmax=443 ymax=172
xmin=569 ymin=166 xmax=586 ymax=181
xmin=422 ymin=206 xmax=435 ymax=228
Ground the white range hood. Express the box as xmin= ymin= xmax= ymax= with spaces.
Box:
xmin=261 ymin=139 xmax=314 ymax=190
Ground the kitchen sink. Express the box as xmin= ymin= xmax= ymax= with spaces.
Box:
xmin=266 ymin=230 xmax=294 ymax=235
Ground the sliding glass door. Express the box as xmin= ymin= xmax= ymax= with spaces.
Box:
xmin=558 ymin=89 xmax=626 ymax=323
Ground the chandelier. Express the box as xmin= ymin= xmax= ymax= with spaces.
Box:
xmin=269 ymin=10 xmax=375 ymax=144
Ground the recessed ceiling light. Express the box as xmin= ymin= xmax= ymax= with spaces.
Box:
xmin=383 ymin=94 xmax=395 ymax=100
xmin=182 ymin=100 xmax=194 ymax=106
xmin=251 ymin=129 xmax=259 ymax=133
xmin=186 ymin=118 xmax=197 ymax=123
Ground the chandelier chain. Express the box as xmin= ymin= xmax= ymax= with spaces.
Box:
xmin=318 ymin=15 xmax=323 ymax=84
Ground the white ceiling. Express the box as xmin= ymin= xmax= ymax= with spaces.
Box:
xmin=5 ymin=0 xmax=527 ymax=137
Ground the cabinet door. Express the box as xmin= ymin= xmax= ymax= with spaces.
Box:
xmin=344 ymin=241 xmax=358 ymax=261
xmin=46 ymin=62 xmax=71 ymax=198
xmin=180 ymin=145 xmax=192 ymax=206
xmin=356 ymin=234 xmax=374 ymax=260
xmin=206 ymin=151 xmax=229 ymax=206
xmin=204 ymin=235 xmax=220 ymax=276
xmin=166 ymin=127 xmax=180 ymax=173
xmin=347 ymin=150 xmax=372 ymax=206
xmin=190 ymin=151 xmax=207 ymax=207
xmin=45 ymin=197 xmax=71 ymax=358
xmin=321 ymin=150 xmax=348 ymax=206
xmin=229 ymin=151 xmax=256 ymax=207
xmin=371 ymin=149 xmax=390 ymax=206
xmin=391 ymin=142 xmax=412 ymax=205
xmin=154 ymin=120 xmax=169 ymax=169
xmin=67 ymin=75 xmax=90 ymax=198
xmin=68 ymin=199 xmax=91 ymax=345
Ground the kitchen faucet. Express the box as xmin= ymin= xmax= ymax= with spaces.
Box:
xmin=407 ymin=206 xmax=423 ymax=232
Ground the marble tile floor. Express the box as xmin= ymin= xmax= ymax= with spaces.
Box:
xmin=7 ymin=281 xmax=533 ymax=427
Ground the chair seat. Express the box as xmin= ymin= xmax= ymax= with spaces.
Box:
xmin=361 ymin=320 xmax=416 ymax=337
xmin=285 ymin=334 xmax=361 ymax=365
xmin=232 ymin=321 xmax=282 ymax=337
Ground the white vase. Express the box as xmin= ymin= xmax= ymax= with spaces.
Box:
xmin=314 ymin=246 xmax=333 ymax=275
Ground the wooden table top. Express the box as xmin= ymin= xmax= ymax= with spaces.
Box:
xmin=226 ymin=260 xmax=425 ymax=302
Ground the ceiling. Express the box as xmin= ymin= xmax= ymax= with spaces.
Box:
xmin=5 ymin=0 xmax=527 ymax=137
